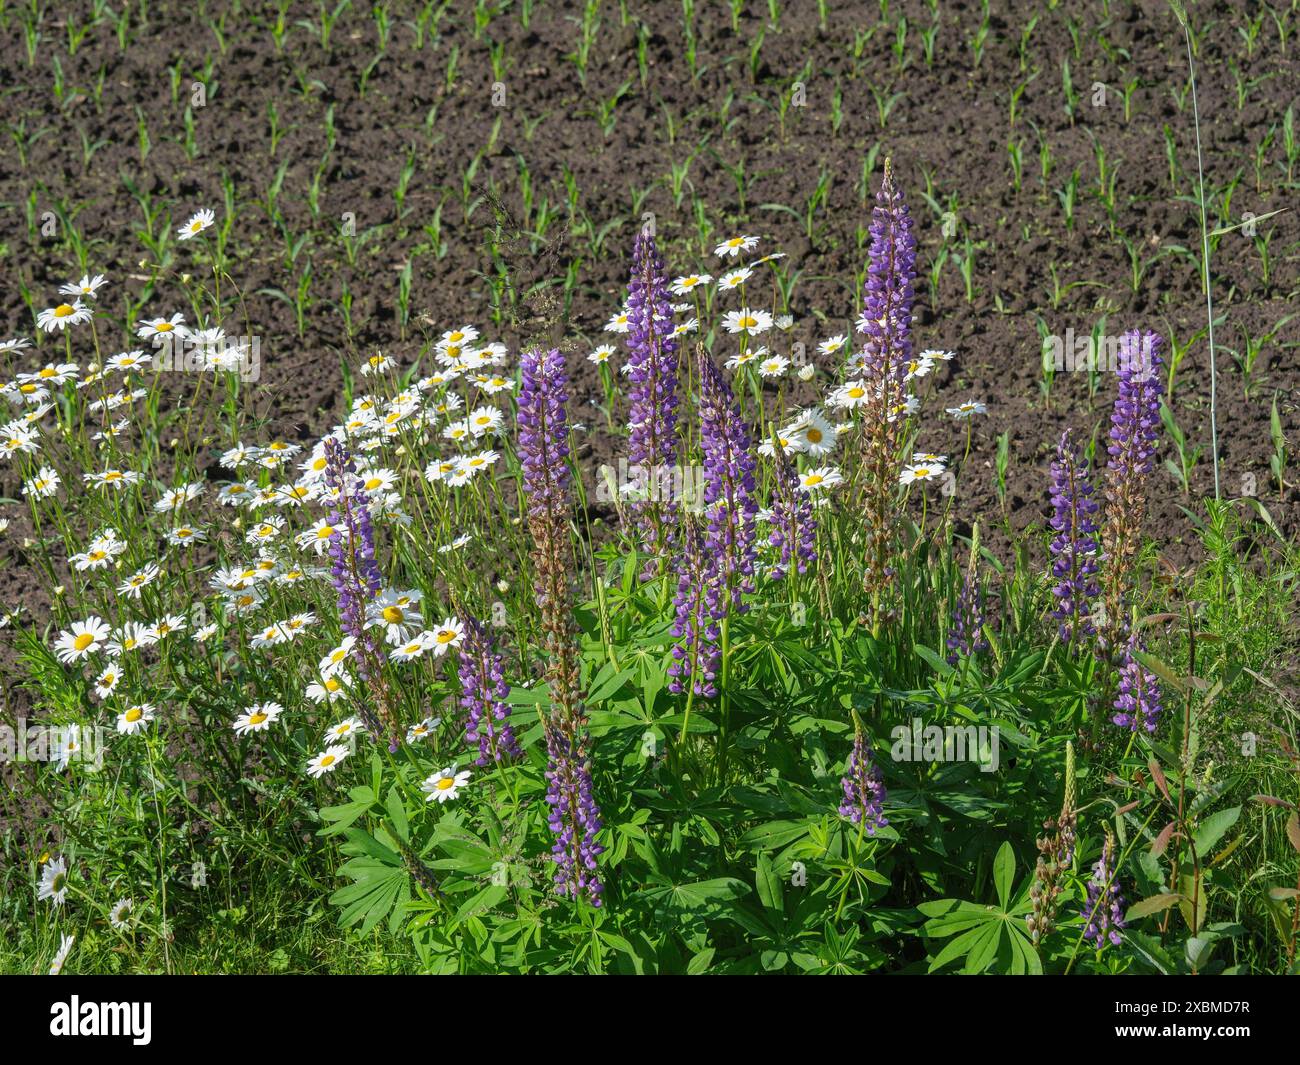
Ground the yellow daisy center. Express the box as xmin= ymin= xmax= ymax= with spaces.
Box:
xmin=125 ymin=707 xmax=143 ymax=722
xmin=248 ymin=712 xmax=267 ymax=726
xmin=74 ymin=633 xmax=95 ymax=651
xmin=54 ymin=304 xmax=75 ymax=317
xmin=382 ymin=606 xmax=404 ymax=623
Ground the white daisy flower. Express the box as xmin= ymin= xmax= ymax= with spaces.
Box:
xmin=37 ymin=301 xmax=92 ymax=332
xmin=406 ymin=716 xmax=441 ymax=743
xmin=429 ymin=617 xmax=465 ymax=657
xmin=38 ymin=857 xmax=70 ymax=906
xmin=422 ymin=766 xmax=471 ymax=803
xmin=116 ymin=703 xmax=156 ymax=735
xmin=670 ymin=273 xmax=713 ymax=295
xmin=798 ymin=466 xmax=844 ymax=492
xmin=49 ymin=932 xmax=76 ymax=974
xmin=721 ymin=308 xmax=773 ymax=336
xmin=714 ymin=234 xmax=759 ymax=258
xmin=233 ymin=701 xmax=283 ymax=735
xmin=900 ymin=463 xmax=946 ymax=485
xmin=307 ymin=744 xmax=350 ymax=778
xmin=109 ymin=898 xmax=134 ymax=930
xmin=827 ymin=379 xmax=870 ymax=410
xmin=324 ymin=716 xmax=365 ymax=742
xmin=136 ymin=313 xmax=189 ymax=340
xmin=177 ymin=207 xmax=215 ymax=240
xmin=54 ymin=617 xmax=111 ymax=663
xmin=306 ymin=672 xmax=351 ymax=703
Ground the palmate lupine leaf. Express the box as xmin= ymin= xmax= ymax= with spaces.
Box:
xmin=920 ymin=842 xmax=1040 ymax=974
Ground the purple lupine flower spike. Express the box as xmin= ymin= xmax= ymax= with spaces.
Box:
xmin=517 ymin=348 xmax=604 ymax=903
xmin=544 ymin=722 xmax=604 ymax=907
xmin=323 ymin=436 xmax=397 ymax=744
xmin=858 ymin=158 xmax=918 ymax=388
xmin=1082 ymin=829 xmax=1126 ymax=948
xmin=624 ymin=227 xmax=681 ymax=563
xmin=457 ymin=616 xmax=520 ymax=766
xmin=838 ymin=711 xmax=888 ymax=833
xmin=857 ymin=159 xmax=918 ymax=608
xmin=768 ymin=443 xmax=816 ymax=581
xmin=1111 ymin=640 xmax=1164 ymax=733
xmin=1048 ymin=429 xmax=1100 ymax=643
xmin=695 ymin=344 xmax=758 ymax=608
xmin=669 ymin=518 xmax=721 ymax=697
xmin=1100 ymin=330 xmax=1163 ymax=647
xmin=945 ymin=570 xmax=989 ymax=665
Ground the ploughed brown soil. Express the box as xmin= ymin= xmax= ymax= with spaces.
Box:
xmin=2 ymin=0 xmax=1298 ymax=698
